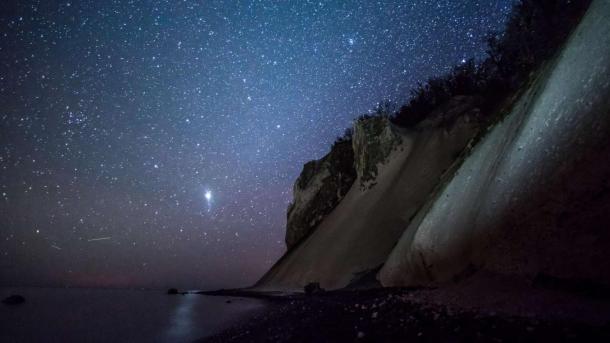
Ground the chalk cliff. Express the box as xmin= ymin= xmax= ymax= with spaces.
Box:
xmin=256 ymin=0 xmax=609 ymax=293
xmin=380 ymin=0 xmax=610 ymax=287
xmin=257 ymin=100 xmax=483 ymax=290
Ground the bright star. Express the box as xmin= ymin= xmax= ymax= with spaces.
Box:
xmin=205 ymin=190 xmax=212 ymax=201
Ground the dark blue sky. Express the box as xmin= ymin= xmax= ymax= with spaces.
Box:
xmin=0 ymin=0 xmax=513 ymax=289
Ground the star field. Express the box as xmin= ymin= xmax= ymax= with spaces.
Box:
xmin=0 ymin=1 xmax=513 ymax=289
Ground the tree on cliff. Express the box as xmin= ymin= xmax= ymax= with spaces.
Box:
xmin=332 ymin=127 xmax=353 ymax=148
xmin=391 ymin=0 xmax=591 ymax=128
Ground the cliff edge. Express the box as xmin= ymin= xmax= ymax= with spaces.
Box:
xmin=256 ymin=0 xmax=608 ymax=294
xmin=257 ymin=102 xmax=483 ymax=291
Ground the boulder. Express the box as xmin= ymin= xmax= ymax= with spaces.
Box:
xmin=2 ymin=294 xmax=25 ymax=305
xmin=304 ymin=282 xmax=325 ymax=295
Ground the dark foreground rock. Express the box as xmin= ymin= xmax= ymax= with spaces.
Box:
xmin=304 ymin=282 xmax=324 ymax=295
xmin=166 ymin=288 xmax=179 ymax=295
xmin=202 ymin=288 xmax=610 ymax=342
xmin=2 ymin=295 xmax=25 ymax=305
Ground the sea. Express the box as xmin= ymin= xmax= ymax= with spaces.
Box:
xmin=0 ymin=287 xmax=265 ymax=342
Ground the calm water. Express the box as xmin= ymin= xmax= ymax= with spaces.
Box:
xmin=0 ymin=287 xmax=265 ymax=342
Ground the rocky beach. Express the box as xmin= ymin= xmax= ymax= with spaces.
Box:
xmin=203 ymin=284 xmax=610 ymax=342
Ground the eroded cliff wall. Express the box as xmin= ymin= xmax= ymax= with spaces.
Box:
xmin=380 ymin=0 xmax=610 ymax=287
xmin=257 ymin=0 xmax=608 ymax=293
xmin=285 ymin=140 xmax=356 ymax=249
xmin=257 ymin=109 xmax=482 ymax=290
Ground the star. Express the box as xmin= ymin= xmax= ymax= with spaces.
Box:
xmin=0 ymin=0 xmax=517 ymax=289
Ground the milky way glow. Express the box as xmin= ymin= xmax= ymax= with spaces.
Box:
xmin=0 ymin=0 xmax=515 ymax=289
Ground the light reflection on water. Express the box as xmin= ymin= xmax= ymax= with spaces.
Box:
xmin=0 ymin=288 xmax=266 ymax=343
xmin=165 ymin=294 xmax=197 ymax=341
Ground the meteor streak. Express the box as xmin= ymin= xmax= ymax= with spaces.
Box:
xmin=88 ymin=237 xmax=112 ymax=242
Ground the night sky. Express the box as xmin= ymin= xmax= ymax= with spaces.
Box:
xmin=0 ymin=1 xmax=514 ymax=290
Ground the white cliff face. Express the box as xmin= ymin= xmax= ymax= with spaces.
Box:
xmin=379 ymin=0 xmax=610 ymax=287
xmin=256 ymin=0 xmax=608 ymax=294
xmin=256 ymin=112 xmax=480 ymax=291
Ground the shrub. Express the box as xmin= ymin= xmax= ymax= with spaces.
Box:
xmin=332 ymin=127 xmax=353 ymax=149
xmin=391 ymin=0 xmax=591 ymax=128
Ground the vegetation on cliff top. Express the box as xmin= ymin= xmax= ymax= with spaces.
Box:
xmin=291 ymin=0 xmax=591 ymax=247
xmin=392 ymin=0 xmax=591 ymax=127
xmin=332 ymin=0 xmax=591 ymax=146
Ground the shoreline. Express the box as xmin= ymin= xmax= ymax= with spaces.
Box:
xmin=197 ymin=289 xmax=295 ymax=302
xmin=199 ymin=281 xmax=610 ymax=342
